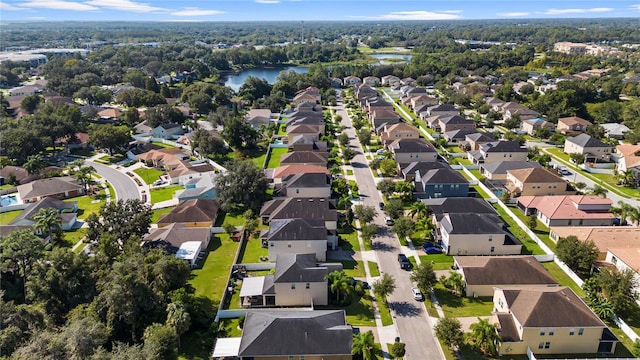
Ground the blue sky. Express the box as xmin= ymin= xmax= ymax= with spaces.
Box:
xmin=0 ymin=0 xmax=638 ymax=22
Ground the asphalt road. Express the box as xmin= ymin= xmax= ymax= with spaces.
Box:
xmin=335 ymin=99 xmax=443 ymax=360
xmin=89 ymin=161 xmax=141 ymax=201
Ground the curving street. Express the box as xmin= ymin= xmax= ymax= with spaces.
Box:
xmin=89 ymin=161 xmax=141 ymax=201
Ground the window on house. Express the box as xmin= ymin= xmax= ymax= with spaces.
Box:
xmin=300 ymin=356 xmax=305 ymax=360
xmin=291 ymin=284 xmax=295 ymax=289
xmin=578 ymin=328 xmax=584 ymax=335
xmin=306 ymin=283 xmax=310 ymax=289
xmin=288 ymin=356 xmax=295 ymax=360
xmin=490 ymin=246 xmax=495 ymax=253
xmin=270 ymin=243 xmax=274 ymax=247
xmin=611 ymin=257 xmax=617 ymax=265
xmin=549 ymin=328 xmax=554 ymax=336
xmin=296 ymin=189 xmax=300 ymax=194
xmin=540 ymin=328 xmax=545 ymax=336
xmin=569 ymin=328 xmax=575 ymax=336
xmin=488 ymin=235 xmax=493 ymax=242
xmin=538 ymin=342 xmax=544 ymax=349
xmin=545 ymin=342 xmax=550 ymax=349
xmin=288 ymin=243 xmax=292 ymax=248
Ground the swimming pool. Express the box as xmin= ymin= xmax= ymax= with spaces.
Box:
xmin=0 ymin=194 xmax=17 ymax=207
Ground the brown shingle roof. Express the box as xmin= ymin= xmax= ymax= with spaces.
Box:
xmin=558 ymin=116 xmax=592 ymax=127
xmin=157 ymin=199 xmax=219 ymax=225
xmin=17 ymin=176 xmax=82 ymax=199
xmin=501 ymin=287 xmax=605 ymax=328
xmin=272 ymin=165 xmax=329 ymax=179
xmin=280 ymin=151 xmax=328 ymax=165
xmin=507 ymin=167 xmax=564 ymax=183
xmin=456 ymin=256 xmax=558 ymax=286
xmin=143 ymin=222 xmax=211 ymax=250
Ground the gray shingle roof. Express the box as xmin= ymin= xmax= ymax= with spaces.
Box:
xmin=456 ymin=256 xmax=558 ymax=286
xmin=566 ymin=133 xmax=609 ymax=148
xmin=260 ymin=198 xmax=337 ymax=222
xmin=389 ymin=138 xmax=436 ymax=153
xmin=238 ymin=310 xmax=352 ymax=357
xmin=480 ymin=161 xmax=542 ymax=175
xmin=480 ymin=141 xmax=527 ymax=153
xmin=264 ymin=218 xmax=327 ymax=242
xmin=421 ymin=197 xmax=497 ymax=215
xmin=441 ymin=213 xmax=505 ymax=234
xmin=273 ymin=253 xmax=329 ymax=283
xmin=465 ymin=132 xmax=495 ymax=143
xmin=418 ymin=168 xmax=468 ymax=184
xmin=10 ymin=197 xmax=76 ymax=225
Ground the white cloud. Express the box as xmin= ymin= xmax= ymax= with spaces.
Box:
xmin=630 ymin=4 xmax=640 ymax=10
xmin=0 ymin=1 xmax=24 ymax=10
xmin=85 ymin=0 xmax=167 ymax=13
xmin=497 ymin=12 xmax=530 ymax=17
xmin=354 ymin=10 xmax=462 ymax=20
xmin=439 ymin=10 xmax=462 ymax=14
xmin=255 ymin=0 xmax=280 ymax=3
xmin=171 ymin=7 xmax=224 ymax=16
xmin=540 ymin=7 xmax=613 ymax=15
xmin=21 ymin=0 xmax=99 ymax=11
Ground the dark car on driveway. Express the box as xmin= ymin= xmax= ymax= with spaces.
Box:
xmin=398 ymin=253 xmax=411 ymax=270
xmin=424 ymin=246 xmax=444 ymax=254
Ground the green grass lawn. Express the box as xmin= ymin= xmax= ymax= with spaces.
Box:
xmin=151 ymin=141 xmax=176 ymax=149
xmin=266 ymin=147 xmax=288 ymax=169
xmin=335 ymin=259 xmax=366 ymax=278
xmin=151 ymin=207 xmax=174 ymax=223
xmin=338 ymin=227 xmax=361 ymax=252
xmin=590 ymin=172 xmax=640 ymax=198
xmin=491 ymin=204 xmax=546 ymax=255
xmin=0 ymin=210 xmax=22 ymax=225
xmin=376 ymin=294 xmax=393 ymax=326
xmin=418 ymin=254 xmax=454 ymax=270
xmin=506 ymin=204 xmax=556 ymax=252
xmin=95 ymin=154 xmax=125 ymax=164
xmin=220 ymin=318 xmax=242 ymax=337
xmin=368 ymin=261 xmax=380 ymax=277
xmin=105 ymin=182 xmax=115 ymax=199
xmin=237 ymin=236 xmax=268 ymax=264
xmin=63 ymin=227 xmax=87 ymax=248
xmin=250 ymin=149 xmax=268 ymax=169
xmin=468 ymin=169 xmax=485 ymax=180
xmin=541 ymin=262 xmax=586 ymax=298
xmin=449 ymin=157 xmax=473 ymax=166
xmin=133 ymin=167 xmax=165 ymax=185
xmin=64 ymin=191 xmax=106 ymax=220
xmin=446 ymin=146 xmax=464 ymax=154
xmin=149 ymin=185 xmax=181 ymax=204
xmin=343 ymin=294 xmax=376 ymax=326
xmin=433 ymin=283 xmax=494 ymax=318
xmin=189 ymin=231 xmax=241 ymax=303
xmin=346 ymin=169 xmax=354 ymax=175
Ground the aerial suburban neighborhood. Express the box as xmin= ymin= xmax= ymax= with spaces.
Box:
xmin=0 ymin=6 xmax=639 ymax=360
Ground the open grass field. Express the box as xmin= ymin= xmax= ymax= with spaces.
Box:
xmin=418 ymin=254 xmax=454 ymax=270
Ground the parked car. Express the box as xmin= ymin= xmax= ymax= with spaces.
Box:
xmin=375 ymin=149 xmax=386 ymax=155
xmin=385 ymin=216 xmax=394 ymax=226
xmin=424 ymin=246 xmax=444 ymax=255
xmin=411 ymin=287 xmax=423 ymax=301
xmin=398 ymin=253 xmax=411 ymax=270
xmin=379 ymin=202 xmax=385 ymax=210
xmin=422 ymin=241 xmax=438 ymax=250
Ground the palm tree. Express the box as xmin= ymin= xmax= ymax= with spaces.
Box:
xmin=372 ymin=273 xmax=396 ymax=304
xmin=166 ymin=301 xmax=191 ymax=349
xmin=75 ymin=165 xmax=96 ymax=193
xmin=394 ymin=181 xmax=414 ymax=201
xmin=589 ymin=184 xmax=608 ymax=198
xmin=408 ymin=201 xmax=429 ymax=220
xmin=628 ymin=207 xmax=640 ymax=226
xmin=469 ymin=317 xmax=501 ymax=356
xmin=352 ymin=330 xmax=375 ymax=360
xmin=24 ymin=154 xmax=46 ymax=175
xmin=326 ymin=271 xmax=353 ymax=304
xmin=612 ymin=200 xmax=634 ymax=225
xmin=33 ymin=207 xmax=62 ymax=241
xmin=338 ymin=193 xmax=352 ymax=211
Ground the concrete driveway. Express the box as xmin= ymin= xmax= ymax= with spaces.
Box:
xmin=335 ymin=99 xmax=443 ymax=360
xmin=89 ymin=161 xmax=141 ymax=201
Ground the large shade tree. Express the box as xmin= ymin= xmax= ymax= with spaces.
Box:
xmin=215 ymin=160 xmax=268 ymax=213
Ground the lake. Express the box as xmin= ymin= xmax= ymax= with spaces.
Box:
xmin=368 ymin=53 xmax=413 ymax=65
xmin=223 ymin=66 xmax=308 ymax=92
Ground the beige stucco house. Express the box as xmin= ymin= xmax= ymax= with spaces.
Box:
xmin=437 ymin=213 xmax=522 ymax=256
xmin=380 ymin=122 xmax=420 ymax=142
xmin=388 ymin=138 xmax=438 ymax=164
xmin=563 ymin=134 xmax=612 ymax=162
xmin=505 ymin=167 xmax=575 ymax=197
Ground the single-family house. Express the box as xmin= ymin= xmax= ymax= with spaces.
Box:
xmin=401 ymin=161 xmax=447 ymax=182
xmin=564 ymin=134 xmax=612 ymax=162
xmin=549 ymin=226 xmax=640 ymax=249
xmin=343 ymin=76 xmax=362 ymax=86
xmin=150 ymin=123 xmax=184 ymax=140
xmin=437 ymin=213 xmax=522 ymax=256
xmin=365 ymin=97 xmax=393 ymax=113
xmin=136 ymin=147 xmax=188 ymax=167
xmin=480 ymin=161 xmax=542 ymax=181
xmin=455 ymin=256 xmax=558 ymax=297
xmin=486 ymin=97 xmax=506 ymax=112
xmin=388 ymin=138 xmax=438 ymax=164
xmin=521 ymin=118 xmax=554 ymax=135
xmin=601 ymin=123 xmax=629 ymax=140
xmin=286 ymin=124 xmax=321 ymax=143
xmin=244 ymin=108 xmax=272 ymax=129
xmin=517 ymin=195 xmax=614 ymax=227
xmin=413 ymin=167 xmax=469 ymax=199
xmin=175 ymin=175 xmax=218 ymax=201
xmin=260 ymin=198 xmax=338 ymax=234
xmin=380 ymin=122 xmax=420 ymax=143
xmin=410 ymin=95 xmax=438 ymax=110
xmin=401 ymin=77 xmax=416 ymax=86
xmin=557 ymin=117 xmax=592 ymax=136
xmin=443 ymin=129 xmax=478 ymax=144
xmin=501 ymin=102 xmax=540 ymax=121
xmin=211 ymin=309 xmax=352 ymax=359
xmin=165 ymin=159 xmax=216 ymax=185
xmin=355 ymin=85 xmax=378 ymax=100
xmin=0 ymin=165 xmax=61 ymax=185
xmin=381 ymin=75 xmax=401 ymax=86
xmin=238 ymin=254 xmax=343 ymax=308
xmin=423 ymin=115 xmax=446 ymax=130
xmin=330 ymin=77 xmax=343 ymax=87
xmin=8 ymin=84 xmax=43 ymax=97
xmin=369 ymin=109 xmax=402 ymax=128
xmin=288 ymin=135 xmax=327 ymax=152
xmin=57 ymin=132 xmax=91 ymax=151
xmin=506 ymin=167 xmax=575 ymax=197
xmin=10 ymin=197 xmax=78 ymax=231
xmin=262 ymin=219 xmax=330 ymax=261
xmin=143 ymin=222 xmax=211 ymax=262
xmin=271 ymin=165 xmax=329 ymax=185
xmin=156 ymin=199 xmax=220 ymax=228
xmin=493 ymin=287 xmax=617 ymax=355
xmin=134 ymin=120 xmax=153 ymax=134
xmin=279 ymin=151 xmax=328 ymax=167
xmin=438 ymin=115 xmax=475 ymax=133
xmin=176 ymin=129 xmax=222 ymax=148
xmin=427 ymin=104 xmax=458 ymax=117
xmin=468 ymin=141 xmax=527 ymax=165
xmin=362 ymin=76 xmax=380 ymax=86
xmin=465 ymin=133 xmax=496 ymax=151
xmin=274 ymin=173 xmax=332 ymax=199
xmin=17 ymin=177 xmax=84 ymax=204
xmin=605 ymin=248 xmax=640 ymax=302
xmin=614 ymin=144 xmax=640 ymax=186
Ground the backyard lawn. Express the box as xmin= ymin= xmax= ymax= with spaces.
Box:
xmin=149 ymin=185 xmax=181 ymax=204
xmin=151 ymin=207 xmax=174 ymax=223
xmin=418 ymin=254 xmax=454 ymax=270
xmin=0 ymin=210 xmax=21 ymax=225
xmin=541 ymin=262 xmax=585 ymax=298
xmin=250 ymin=149 xmax=268 ymax=169
xmin=341 ymin=294 xmax=376 ymax=326
xmin=266 ymin=147 xmax=288 ymax=169
xmin=189 ymin=231 xmax=240 ymax=302
xmin=506 ymin=204 xmax=556 ymax=252
xmin=433 ymin=283 xmax=494 ymax=318
xmin=237 ymin=236 xmax=268 ymax=264
xmin=491 ymin=204 xmax=546 ymax=255
xmin=133 ymin=167 xmax=165 ymax=185
xmin=63 ymin=227 xmax=88 ymax=248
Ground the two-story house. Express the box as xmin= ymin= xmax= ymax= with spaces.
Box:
xmin=427 ymin=104 xmax=458 ymax=117
xmin=437 ymin=213 xmax=522 ymax=256
xmin=279 ymin=151 xmax=329 ymax=167
xmin=388 ymin=138 xmax=438 ymax=164
xmin=369 ymin=108 xmax=402 ymax=128
xmin=260 ymin=197 xmax=338 ymax=235
xmin=438 ymin=115 xmax=476 ymax=133
xmin=557 ymin=116 xmax=592 ymax=136
xmin=564 ymin=134 xmax=612 ymax=163
xmin=413 ymin=167 xmax=469 ymax=199
xmin=465 ymin=132 xmax=496 ymax=151
xmin=505 ymin=167 xmax=575 ymax=197
xmin=273 ymin=173 xmax=332 ymax=199
xmin=468 ymin=141 xmax=528 ymax=165
xmin=493 ymin=287 xmax=617 ymax=355
xmin=244 ymin=108 xmax=272 ymax=129
xmin=150 ymin=123 xmax=184 ymax=140
xmin=261 ymin=219 xmax=330 ymax=261
xmin=480 ymin=161 xmax=542 ymax=181
xmin=380 ymin=122 xmax=420 ymax=143
xmin=521 ymin=118 xmax=554 ymax=135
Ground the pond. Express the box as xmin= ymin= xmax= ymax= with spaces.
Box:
xmin=368 ymin=53 xmax=413 ymax=65
xmin=223 ymin=66 xmax=308 ymax=92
